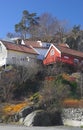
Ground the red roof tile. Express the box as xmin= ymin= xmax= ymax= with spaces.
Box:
xmin=58 ymin=43 xmax=69 ymax=48
xmin=2 ymin=40 xmax=38 ymax=55
xmin=24 ymin=40 xmax=50 ymax=49
xmin=24 ymin=40 xmax=42 ymax=48
xmin=57 ymin=45 xmax=83 ymax=58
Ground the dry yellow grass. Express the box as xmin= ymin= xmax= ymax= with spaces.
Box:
xmin=3 ymin=101 xmax=29 ymax=115
xmin=63 ymin=99 xmax=83 ymax=108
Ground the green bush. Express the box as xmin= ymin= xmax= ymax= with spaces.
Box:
xmin=31 ymin=92 xmax=40 ymax=103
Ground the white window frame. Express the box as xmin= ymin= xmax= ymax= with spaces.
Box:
xmin=74 ymin=58 xmax=79 ymax=63
xmin=64 ymin=56 xmax=69 ymax=59
xmin=50 ymin=49 xmax=55 ymax=56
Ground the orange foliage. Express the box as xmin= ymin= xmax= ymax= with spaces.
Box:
xmin=62 ymin=73 xmax=70 ymax=81
xmin=3 ymin=102 xmax=28 ymax=115
xmin=62 ymin=73 xmax=76 ymax=82
xmin=63 ymin=99 xmax=83 ymax=108
xmin=45 ymin=76 xmax=55 ymax=81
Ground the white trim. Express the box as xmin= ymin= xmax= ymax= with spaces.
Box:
xmin=29 ymin=45 xmax=40 ymax=55
xmin=66 ymin=44 xmax=70 ymax=48
xmin=44 ymin=44 xmax=61 ymax=58
xmin=21 ymin=40 xmax=25 ymax=45
xmin=64 ymin=56 xmax=69 ymax=59
xmin=0 ymin=41 xmax=7 ymax=66
xmin=50 ymin=48 xmax=55 ymax=56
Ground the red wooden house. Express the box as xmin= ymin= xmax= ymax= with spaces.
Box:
xmin=43 ymin=44 xmax=83 ymax=65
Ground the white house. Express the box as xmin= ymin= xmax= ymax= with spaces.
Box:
xmin=0 ymin=39 xmax=38 ymax=67
xmin=0 ymin=41 xmax=7 ymax=66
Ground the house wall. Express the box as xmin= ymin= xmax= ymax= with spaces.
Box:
xmin=6 ymin=50 xmax=37 ymax=66
xmin=0 ymin=41 xmax=7 ymax=66
xmin=60 ymin=53 xmax=83 ymax=65
xmin=59 ymin=54 xmax=74 ymax=65
xmin=43 ymin=45 xmax=83 ymax=65
xmin=43 ymin=46 xmax=61 ymax=65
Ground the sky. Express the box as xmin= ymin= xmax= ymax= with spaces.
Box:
xmin=0 ymin=0 xmax=83 ymax=38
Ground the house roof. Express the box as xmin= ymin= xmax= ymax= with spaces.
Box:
xmin=24 ymin=40 xmax=50 ymax=49
xmin=58 ymin=43 xmax=69 ymax=48
xmin=45 ymin=44 xmax=83 ymax=58
xmin=24 ymin=40 xmax=41 ymax=48
xmin=44 ymin=44 xmax=61 ymax=58
xmin=2 ymin=40 xmax=38 ymax=55
xmin=56 ymin=45 xmax=83 ymax=58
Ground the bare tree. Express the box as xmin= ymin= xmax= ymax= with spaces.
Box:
xmin=31 ymin=13 xmax=69 ymax=43
xmin=0 ymin=62 xmax=40 ymax=102
xmin=35 ymin=13 xmax=60 ymax=42
xmin=14 ymin=62 xmax=40 ymax=86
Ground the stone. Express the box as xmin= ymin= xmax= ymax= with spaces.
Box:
xmin=23 ymin=110 xmax=38 ymax=126
xmin=23 ymin=110 xmax=51 ymax=126
xmin=15 ymin=106 xmax=33 ymax=121
xmin=19 ymin=106 xmax=33 ymax=118
xmin=23 ymin=110 xmax=62 ymax=126
xmin=19 ymin=118 xmax=24 ymax=125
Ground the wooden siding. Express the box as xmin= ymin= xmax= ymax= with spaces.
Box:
xmin=57 ymin=53 xmax=83 ymax=65
xmin=43 ymin=44 xmax=83 ymax=65
xmin=43 ymin=46 xmax=61 ymax=65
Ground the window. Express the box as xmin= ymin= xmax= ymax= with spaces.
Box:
xmin=50 ymin=49 xmax=55 ymax=56
xmin=64 ymin=56 xmax=69 ymax=59
xmin=26 ymin=57 xmax=30 ymax=62
xmin=74 ymin=58 xmax=79 ymax=63
xmin=46 ymin=43 xmax=50 ymax=47
xmin=12 ymin=57 xmax=16 ymax=64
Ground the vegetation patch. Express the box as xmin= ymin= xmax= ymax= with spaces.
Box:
xmin=2 ymin=101 xmax=29 ymax=115
xmin=63 ymin=99 xmax=83 ymax=108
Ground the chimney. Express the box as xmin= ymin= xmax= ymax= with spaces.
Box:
xmin=37 ymin=41 xmax=42 ymax=46
xmin=11 ymin=37 xmax=22 ymax=45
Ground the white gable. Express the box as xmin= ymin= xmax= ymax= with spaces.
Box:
xmin=44 ymin=44 xmax=61 ymax=58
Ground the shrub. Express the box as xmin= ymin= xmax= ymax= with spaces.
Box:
xmin=39 ymin=80 xmax=70 ymax=110
xmin=30 ymin=92 xmax=40 ymax=103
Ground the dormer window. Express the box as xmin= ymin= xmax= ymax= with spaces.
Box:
xmin=46 ymin=43 xmax=50 ymax=47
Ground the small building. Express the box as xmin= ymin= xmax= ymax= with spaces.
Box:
xmin=43 ymin=43 xmax=83 ymax=65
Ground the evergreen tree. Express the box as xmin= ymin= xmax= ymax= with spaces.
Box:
xmin=15 ymin=10 xmax=39 ymax=39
